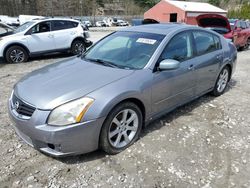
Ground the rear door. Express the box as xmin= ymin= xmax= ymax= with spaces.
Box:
xmin=192 ymin=31 xmax=222 ymax=94
xmin=152 ymin=31 xmax=196 ymax=114
xmin=51 ymin=20 xmax=79 ymax=49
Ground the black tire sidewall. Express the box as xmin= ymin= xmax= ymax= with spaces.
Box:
xmin=100 ymin=102 xmax=143 ymax=154
xmin=6 ymin=46 xmax=28 ymax=63
xmin=212 ymin=66 xmax=230 ymax=96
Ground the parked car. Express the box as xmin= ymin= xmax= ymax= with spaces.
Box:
xmin=196 ymin=14 xmax=250 ymax=50
xmin=229 ymin=19 xmax=250 ymax=50
xmin=0 ymin=22 xmax=14 ymax=37
xmin=95 ymin=21 xmax=107 ymax=27
xmin=82 ymin=20 xmax=92 ymax=28
xmin=0 ymin=18 xmax=92 ymax=63
xmin=8 ymin=24 xmax=237 ymax=157
xmin=116 ymin=20 xmax=129 ymax=26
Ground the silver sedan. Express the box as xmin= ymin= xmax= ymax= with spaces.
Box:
xmin=8 ymin=24 xmax=237 ymax=157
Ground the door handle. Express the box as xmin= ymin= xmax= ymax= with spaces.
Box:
xmin=188 ymin=64 xmax=194 ymax=70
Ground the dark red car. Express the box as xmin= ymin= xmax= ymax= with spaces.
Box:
xmin=196 ymin=14 xmax=250 ymax=50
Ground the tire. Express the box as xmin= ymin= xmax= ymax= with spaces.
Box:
xmin=71 ymin=40 xmax=86 ymax=55
xmin=100 ymin=102 xmax=143 ymax=154
xmin=247 ymin=38 xmax=250 ymax=49
xmin=212 ymin=66 xmax=230 ymax=96
xmin=5 ymin=45 xmax=28 ymax=63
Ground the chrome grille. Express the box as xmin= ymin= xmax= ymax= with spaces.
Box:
xmin=12 ymin=95 xmax=36 ymax=117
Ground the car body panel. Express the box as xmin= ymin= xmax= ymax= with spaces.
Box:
xmin=8 ymin=24 xmax=237 ymax=156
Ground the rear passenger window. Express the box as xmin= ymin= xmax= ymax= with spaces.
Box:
xmin=193 ymin=31 xmax=219 ymax=55
xmin=160 ymin=32 xmax=193 ymax=62
xmin=53 ymin=21 xmax=78 ymax=31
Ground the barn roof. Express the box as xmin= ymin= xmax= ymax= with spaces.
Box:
xmin=166 ymin=0 xmax=227 ymax=13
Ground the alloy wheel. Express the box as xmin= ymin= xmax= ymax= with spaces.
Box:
xmin=10 ymin=49 xmax=25 ymax=63
xmin=217 ymin=69 xmax=229 ymax=93
xmin=73 ymin=42 xmax=85 ymax=55
xmin=108 ymin=109 xmax=139 ymax=148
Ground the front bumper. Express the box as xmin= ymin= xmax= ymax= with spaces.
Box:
xmin=8 ymin=99 xmax=105 ymax=157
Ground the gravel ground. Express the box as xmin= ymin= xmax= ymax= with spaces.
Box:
xmin=0 ymin=31 xmax=250 ymax=188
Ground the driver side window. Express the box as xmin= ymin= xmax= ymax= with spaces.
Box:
xmin=160 ymin=32 xmax=193 ymax=62
xmin=31 ymin=21 xmax=51 ymax=34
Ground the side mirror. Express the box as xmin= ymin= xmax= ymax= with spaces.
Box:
xmin=159 ymin=59 xmax=180 ymax=71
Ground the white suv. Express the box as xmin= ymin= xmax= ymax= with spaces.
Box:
xmin=0 ymin=18 xmax=92 ymax=63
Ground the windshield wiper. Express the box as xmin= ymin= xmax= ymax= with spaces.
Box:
xmin=86 ymin=58 xmax=120 ymax=68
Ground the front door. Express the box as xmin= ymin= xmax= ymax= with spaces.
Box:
xmin=27 ymin=21 xmax=55 ymax=53
xmin=152 ymin=31 xmax=196 ymax=114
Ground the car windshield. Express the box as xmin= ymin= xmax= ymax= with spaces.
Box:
xmin=83 ymin=31 xmax=165 ymax=69
xmin=14 ymin=21 xmax=35 ymax=33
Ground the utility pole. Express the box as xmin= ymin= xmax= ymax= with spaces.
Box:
xmin=51 ymin=0 xmax=53 ymax=17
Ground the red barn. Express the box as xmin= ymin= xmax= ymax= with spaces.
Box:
xmin=144 ymin=0 xmax=227 ymax=25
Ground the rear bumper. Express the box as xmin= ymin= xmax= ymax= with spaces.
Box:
xmin=84 ymin=39 xmax=93 ymax=48
xmin=8 ymin=99 xmax=105 ymax=157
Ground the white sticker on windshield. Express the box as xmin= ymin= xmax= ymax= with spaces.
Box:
xmin=136 ymin=38 xmax=157 ymax=45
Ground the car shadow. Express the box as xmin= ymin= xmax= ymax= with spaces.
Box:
xmin=56 ymin=79 xmax=237 ymax=164
xmin=29 ymin=52 xmax=73 ymax=61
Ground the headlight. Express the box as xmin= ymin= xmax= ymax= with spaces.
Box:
xmin=47 ymin=97 xmax=94 ymax=126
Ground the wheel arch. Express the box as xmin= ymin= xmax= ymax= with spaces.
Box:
xmin=3 ymin=43 xmax=30 ymax=58
xmin=113 ymin=98 xmax=146 ymax=124
xmin=98 ymin=97 xmax=146 ymax=150
xmin=71 ymin=37 xmax=86 ymax=47
xmin=224 ymin=63 xmax=232 ymax=81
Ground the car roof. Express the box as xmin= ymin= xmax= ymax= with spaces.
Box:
xmin=31 ymin=18 xmax=80 ymax=23
xmin=121 ymin=23 xmax=196 ymax=35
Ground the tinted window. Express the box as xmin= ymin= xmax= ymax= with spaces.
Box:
xmin=160 ymin=32 xmax=193 ymax=62
xmin=31 ymin=21 xmax=51 ymax=34
xmin=53 ymin=20 xmax=78 ymax=31
xmin=193 ymin=31 xmax=219 ymax=55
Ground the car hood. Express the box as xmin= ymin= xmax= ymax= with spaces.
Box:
xmin=0 ymin=31 xmax=14 ymax=37
xmin=196 ymin=14 xmax=231 ymax=32
xmin=15 ymin=57 xmax=134 ymax=110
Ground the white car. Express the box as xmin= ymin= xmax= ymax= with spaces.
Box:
xmin=116 ymin=20 xmax=129 ymax=27
xmin=0 ymin=18 xmax=92 ymax=63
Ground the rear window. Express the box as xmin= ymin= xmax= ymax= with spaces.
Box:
xmin=193 ymin=31 xmax=221 ymax=55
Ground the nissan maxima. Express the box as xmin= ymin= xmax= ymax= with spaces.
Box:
xmin=8 ymin=24 xmax=237 ymax=157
